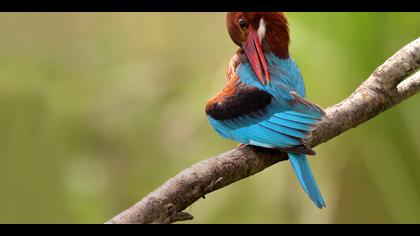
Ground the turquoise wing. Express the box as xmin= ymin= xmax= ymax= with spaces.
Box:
xmin=206 ymin=79 xmax=324 ymax=153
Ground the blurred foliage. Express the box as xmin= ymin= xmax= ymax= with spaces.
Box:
xmin=0 ymin=13 xmax=419 ymax=223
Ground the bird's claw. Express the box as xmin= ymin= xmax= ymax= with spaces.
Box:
xmin=237 ymin=143 xmax=247 ymax=149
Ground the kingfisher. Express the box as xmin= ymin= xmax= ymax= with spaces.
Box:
xmin=205 ymin=12 xmax=326 ymax=208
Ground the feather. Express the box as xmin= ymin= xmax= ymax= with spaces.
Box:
xmin=274 ymin=112 xmax=319 ymax=125
xmin=289 ymin=153 xmax=326 ymax=209
xmin=259 ymin=120 xmax=309 ymax=139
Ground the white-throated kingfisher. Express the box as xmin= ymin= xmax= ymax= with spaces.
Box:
xmin=205 ymin=12 xmax=326 ymax=209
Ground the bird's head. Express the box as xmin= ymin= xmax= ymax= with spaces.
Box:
xmin=226 ymin=12 xmax=290 ymax=85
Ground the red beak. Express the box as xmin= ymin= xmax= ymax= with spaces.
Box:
xmin=241 ymin=27 xmax=270 ymax=85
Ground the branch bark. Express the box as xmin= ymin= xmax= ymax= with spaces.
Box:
xmin=106 ymin=37 xmax=420 ymax=224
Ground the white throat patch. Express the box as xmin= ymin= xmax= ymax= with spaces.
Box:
xmin=257 ymin=18 xmax=266 ymax=42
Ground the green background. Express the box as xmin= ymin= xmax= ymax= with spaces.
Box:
xmin=0 ymin=12 xmax=419 ymax=223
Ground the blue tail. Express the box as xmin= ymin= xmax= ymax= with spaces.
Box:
xmin=288 ymin=152 xmax=326 ymax=209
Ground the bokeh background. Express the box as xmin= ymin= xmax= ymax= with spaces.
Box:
xmin=0 ymin=12 xmax=419 ymax=224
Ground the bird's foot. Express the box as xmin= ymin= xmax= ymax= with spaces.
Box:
xmin=237 ymin=143 xmax=248 ymax=149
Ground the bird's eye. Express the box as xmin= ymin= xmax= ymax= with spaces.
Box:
xmin=239 ymin=19 xmax=248 ymax=30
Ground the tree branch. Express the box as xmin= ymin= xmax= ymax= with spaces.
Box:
xmin=106 ymin=37 xmax=420 ymax=224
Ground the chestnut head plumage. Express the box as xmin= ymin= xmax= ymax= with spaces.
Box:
xmin=226 ymin=12 xmax=290 ymax=85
